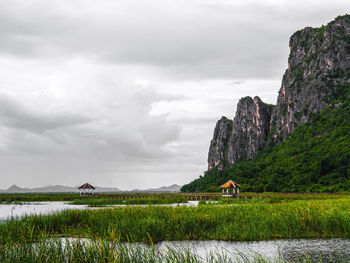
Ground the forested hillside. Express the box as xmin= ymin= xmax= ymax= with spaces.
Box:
xmin=182 ymin=15 xmax=350 ymax=193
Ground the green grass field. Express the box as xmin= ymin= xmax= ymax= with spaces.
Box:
xmin=1 ymin=193 xmax=349 ymax=261
xmin=1 ymin=194 xmax=350 ymax=243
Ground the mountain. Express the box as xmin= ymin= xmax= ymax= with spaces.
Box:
xmin=208 ymin=97 xmax=274 ymax=170
xmin=0 ymin=184 xmax=182 ymax=193
xmin=3 ymin=184 xmax=30 ymax=193
xmin=129 ymin=184 xmax=182 ymax=193
xmin=270 ymin=16 xmax=350 ymax=143
xmin=182 ymin=14 xmax=350 ymax=193
xmin=0 ymin=185 xmax=122 ymax=193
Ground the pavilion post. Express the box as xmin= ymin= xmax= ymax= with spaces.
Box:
xmin=221 ymin=180 xmax=241 ymax=199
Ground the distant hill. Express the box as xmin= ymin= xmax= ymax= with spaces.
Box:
xmin=0 ymin=184 xmax=122 ymax=193
xmin=129 ymin=184 xmax=182 ymax=193
xmin=0 ymin=184 xmax=182 ymax=193
xmin=182 ymin=14 xmax=350 ymax=193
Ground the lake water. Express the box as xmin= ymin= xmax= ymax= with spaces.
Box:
xmin=109 ymin=200 xmax=200 ymax=208
xmin=157 ymin=239 xmax=350 ymax=262
xmin=0 ymin=201 xmax=200 ymax=221
xmin=0 ymin=202 xmax=89 ymax=221
xmin=59 ymin=238 xmax=350 ymax=262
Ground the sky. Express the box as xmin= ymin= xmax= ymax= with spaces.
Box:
xmin=0 ymin=0 xmax=348 ymax=190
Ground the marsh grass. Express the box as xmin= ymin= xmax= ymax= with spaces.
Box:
xmin=0 ymin=193 xmax=188 ymax=207
xmin=69 ymin=196 xmax=188 ymax=207
xmin=217 ymin=193 xmax=349 ymax=204
xmin=0 ymin=192 xmax=347 ymax=205
xmin=0 ymin=195 xmax=346 ymax=262
xmin=1 ymin=198 xmax=350 ymax=244
xmin=0 ymin=238 xmax=312 ymax=263
xmin=0 ymin=193 xmax=81 ymax=203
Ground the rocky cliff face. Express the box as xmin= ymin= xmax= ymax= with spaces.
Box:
xmin=208 ymin=117 xmax=233 ymax=170
xmin=207 ymin=15 xmax=350 ymax=170
xmin=270 ymin=15 xmax=350 ymax=142
xmin=227 ymin=96 xmax=274 ymax=165
xmin=208 ymin=96 xmax=273 ymax=170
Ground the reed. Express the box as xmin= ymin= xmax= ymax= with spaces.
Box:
xmin=0 ymin=193 xmax=188 ymax=206
xmin=69 ymin=196 xmax=188 ymax=206
xmin=0 ymin=193 xmax=81 ymax=203
xmin=1 ymin=192 xmax=348 ymax=204
xmin=1 ymin=198 xmax=350 ymax=244
xmin=0 ymin=238 xmax=312 ymax=263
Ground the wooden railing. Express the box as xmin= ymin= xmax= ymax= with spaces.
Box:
xmin=96 ymin=193 xmax=223 ymax=200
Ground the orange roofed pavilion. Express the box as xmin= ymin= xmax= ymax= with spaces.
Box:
xmin=221 ymin=180 xmax=240 ymax=198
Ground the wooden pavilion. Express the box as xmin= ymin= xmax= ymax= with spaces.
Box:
xmin=78 ymin=183 xmax=96 ymax=196
xmin=221 ymin=180 xmax=240 ymax=198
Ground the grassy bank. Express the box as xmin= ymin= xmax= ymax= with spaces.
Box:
xmin=213 ymin=193 xmax=350 ymax=205
xmin=1 ymin=192 xmax=346 ymax=204
xmin=1 ymin=197 xmax=350 ymax=244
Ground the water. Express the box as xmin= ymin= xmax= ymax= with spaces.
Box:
xmin=59 ymin=238 xmax=350 ymax=262
xmin=109 ymin=200 xmax=199 ymax=207
xmin=0 ymin=201 xmax=200 ymax=221
xmin=157 ymin=239 xmax=350 ymax=262
xmin=0 ymin=202 xmax=88 ymax=221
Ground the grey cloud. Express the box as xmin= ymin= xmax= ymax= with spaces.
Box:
xmin=0 ymin=87 xmax=182 ymax=161
xmin=0 ymin=94 xmax=90 ymax=132
xmin=0 ymin=0 xmax=348 ymax=80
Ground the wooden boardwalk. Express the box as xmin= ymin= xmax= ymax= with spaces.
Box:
xmin=97 ymin=193 xmax=222 ymax=200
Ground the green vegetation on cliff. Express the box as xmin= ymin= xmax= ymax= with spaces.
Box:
xmin=182 ymin=15 xmax=350 ymax=193
xmin=181 ymin=85 xmax=350 ymax=193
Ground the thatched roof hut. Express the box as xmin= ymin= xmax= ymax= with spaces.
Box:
xmin=221 ymin=180 xmax=240 ymax=189
xmin=221 ymin=180 xmax=240 ymax=197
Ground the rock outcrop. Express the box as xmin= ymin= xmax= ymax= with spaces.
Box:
xmin=227 ymin=96 xmax=274 ymax=165
xmin=270 ymin=15 xmax=350 ymax=142
xmin=208 ymin=96 xmax=273 ymax=170
xmin=208 ymin=117 xmax=233 ymax=170
xmin=207 ymin=14 xmax=350 ymax=170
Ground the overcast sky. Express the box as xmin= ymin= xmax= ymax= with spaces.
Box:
xmin=0 ymin=0 xmax=348 ymax=190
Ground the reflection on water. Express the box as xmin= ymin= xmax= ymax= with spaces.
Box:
xmin=0 ymin=201 xmax=199 ymax=221
xmin=158 ymin=239 xmax=350 ymax=262
xmin=279 ymin=238 xmax=350 ymax=262
xmin=60 ymin=238 xmax=350 ymax=262
xmin=0 ymin=202 xmax=88 ymax=221
xmin=109 ymin=200 xmax=199 ymax=208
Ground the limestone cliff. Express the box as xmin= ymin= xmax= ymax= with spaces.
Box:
xmin=208 ymin=96 xmax=273 ymax=170
xmin=227 ymin=96 xmax=274 ymax=165
xmin=208 ymin=117 xmax=233 ymax=170
xmin=270 ymin=15 xmax=350 ymax=142
xmin=207 ymin=14 xmax=350 ymax=170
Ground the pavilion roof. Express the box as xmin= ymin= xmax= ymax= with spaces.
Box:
xmin=78 ymin=183 xmax=96 ymax=190
xmin=221 ymin=180 xmax=241 ymax=188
